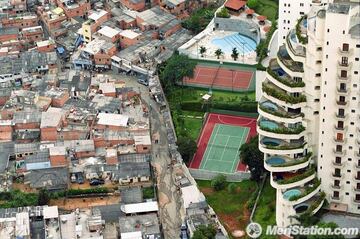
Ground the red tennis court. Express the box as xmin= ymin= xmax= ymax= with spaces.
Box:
xmin=183 ymin=65 xmax=254 ymax=90
xmin=189 ymin=113 xmax=257 ymax=172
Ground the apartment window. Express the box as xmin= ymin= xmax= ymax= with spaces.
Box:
xmin=340 ymin=70 xmax=347 ymax=78
xmin=352 ymin=97 xmax=357 ymax=100
xmin=316 ymin=60 xmax=322 ymax=64
xmin=346 ymin=192 xmax=349 ymax=195
xmin=341 ymin=57 xmax=348 ymax=65
xmin=335 ymin=157 xmax=342 ymax=164
xmin=333 ymin=191 xmax=340 ymax=198
xmin=336 ymin=145 xmax=342 ymax=152
xmin=317 ymin=47 xmax=322 ymax=51
xmin=342 ymin=43 xmax=349 ymax=51
xmin=356 ymin=44 xmax=360 ymax=48
xmin=339 ymin=96 xmax=346 ymax=103
xmin=334 ymin=168 xmax=341 ymax=177
xmin=338 ymin=108 xmax=345 ymax=116
xmin=340 ymin=83 xmax=346 ymax=90
xmin=356 ymin=58 xmax=359 ymax=61
xmin=337 ymin=121 xmax=344 ymax=129
xmin=300 ymin=12 xmax=304 ymax=15
xmin=315 ymin=86 xmax=320 ymax=90
xmin=336 ymin=133 xmax=343 ymax=141
xmin=352 ymin=109 xmax=356 ymax=113
xmin=327 ymin=29 xmax=330 ymax=33
xmin=354 ymin=84 xmax=358 ymax=88
xmin=355 ymin=71 xmax=359 ymax=75
xmin=314 ymin=99 xmax=320 ymax=102
xmin=327 ymin=41 xmax=329 ymax=46
xmin=300 ymin=3 xmax=304 ymax=6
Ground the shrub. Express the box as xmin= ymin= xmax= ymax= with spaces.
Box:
xmin=227 ymin=183 xmax=237 ymax=193
xmin=216 ymin=7 xmax=230 ymax=18
xmin=211 ymin=174 xmax=227 ymax=191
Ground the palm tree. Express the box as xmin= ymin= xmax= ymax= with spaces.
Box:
xmin=199 ymin=46 xmax=207 ymax=57
xmin=231 ymin=47 xmax=239 ymax=61
xmin=214 ymin=49 xmax=223 ymax=59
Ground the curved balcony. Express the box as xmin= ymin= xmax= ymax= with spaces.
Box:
xmin=337 ymin=61 xmax=352 ymax=70
xmin=338 ymin=47 xmax=353 ymax=56
xmin=355 ymin=175 xmax=360 ymax=182
xmin=331 ymin=172 xmax=343 ymax=179
xmin=277 ymin=45 xmax=304 ymax=73
xmin=282 ymin=179 xmax=321 ymax=205
xmin=257 ymin=119 xmax=305 ymax=140
xmin=264 ymin=153 xmax=312 ymax=172
xmin=334 ymin=125 xmax=347 ymax=133
xmin=331 ymin=182 xmax=342 ymax=190
xmin=334 ymin=112 xmax=347 ymax=120
xmin=286 ymin=29 xmax=306 ymax=62
xmin=333 ymin=149 xmax=346 ymax=157
xmin=259 ymin=137 xmax=306 ymax=155
xmin=270 ymin=168 xmax=316 ymax=190
xmin=294 ymin=192 xmax=325 ymax=216
xmin=336 ymin=87 xmax=349 ymax=96
xmin=258 ymin=101 xmax=303 ymax=124
xmin=353 ymin=198 xmax=360 ymax=204
xmin=354 ymin=186 xmax=360 ymax=192
xmin=331 ymin=195 xmax=343 ymax=202
xmin=262 ymin=82 xmax=307 ymax=108
xmin=267 ymin=59 xmax=305 ymax=93
xmin=337 ymin=74 xmax=350 ymax=82
xmin=295 ymin=15 xmax=308 ymax=45
xmin=332 ymin=159 xmax=345 ymax=168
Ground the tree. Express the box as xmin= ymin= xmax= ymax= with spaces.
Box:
xmin=231 ymin=47 xmax=239 ymax=61
xmin=216 ymin=7 xmax=230 ymax=18
xmin=38 ymin=188 xmax=50 ymax=206
xmin=214 ymin=49 xmax=223 ymax=59
xmin=177 ymin=136 xmax=197 ymax=164
xmin=247 ymin=0 xmax=258 ymax=9
xmin=199 ymin=46 xmax=207 ymax=57
xmin=192 ymin=225 xmax=217 ymax=239
xmin=159 ymin=53 xmax=196 ymax=92
xmin=211 ymin=174 xmax=227 ymax=191
xmin=239 ymin=136 xmax=264 ymax=181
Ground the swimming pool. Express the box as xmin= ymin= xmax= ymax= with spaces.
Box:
xmin=260 ymin=120 xmax=279 ymax=130
xmin=283 ymin=189 xmax=302 ymax=200
xmin=212 ymin=33 xmax=257 ymax=54
xmin=262 ymin=137 xmax=281 ymax=146
xmin=261 ymin=101 xmax=278 ymax=111
xmin=294 ymin=203 xmax=309 ymax=213
xmin=267 ymin=157 xmax=286 ymax=165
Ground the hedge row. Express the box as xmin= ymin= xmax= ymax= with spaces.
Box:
xmin=180 ymin=101 xmax=258 ymax=113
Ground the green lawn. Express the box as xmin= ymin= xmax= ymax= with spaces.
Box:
xmin=182 ymin=117 xmax=203 ymax=141
xmin=196 ymin=180 xmax=257 ymax=232
xmin=253 ymin=0 xmax=278 ymax=21
xmin=253 ymin=179 xmax=277 ymax=239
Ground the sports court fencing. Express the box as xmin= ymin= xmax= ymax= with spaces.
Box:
xmin=189 ymin=168 xmax=251 ymax=182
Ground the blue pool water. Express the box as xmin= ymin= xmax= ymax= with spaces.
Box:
xmin=275 ymin=68 xmax=286 ymax=77
xmin=262 ymin=138 xmax=281 ymax=146
xmin=260 ymin=120 xmax=279 ymax=130
xmin=303 ymin=19 xmax=308 ymax=28
xmin=212 ymin=33 xmax=257 ymax=54
xmin=261 ymin=101 xmax=278 ymax=111
xmin=267 ymin=157 xmax=286 ymax=165
xmin=283 ymin=189 xmax=302 ymax=200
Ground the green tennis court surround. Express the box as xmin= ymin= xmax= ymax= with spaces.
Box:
xmin=200 ymin=124 xmax=250 ymax=173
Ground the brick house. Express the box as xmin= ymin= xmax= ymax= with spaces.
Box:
xmin=40 ymin=107 xmax=64 ymax=142
xmin=55 ymin=0 xmax=91 ymax=19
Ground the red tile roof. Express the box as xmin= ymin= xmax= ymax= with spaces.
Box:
xmin=245 ymin=8 xmax=255 ymax=14
xmin=257 ymin=15 xmax=267 ymax=21
xmin=224 ymin=0 xmax=246 ymax=11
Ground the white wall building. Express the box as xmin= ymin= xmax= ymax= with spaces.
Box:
xmin=258 ymin=0 xmax=360 ymax=228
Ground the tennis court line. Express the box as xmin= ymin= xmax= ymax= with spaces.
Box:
xmin=231 ymin=127 xmax=250 ymax=173
xmin=218 ymin=135 xmax=230 ymax=163
xmin=201 ymin=124 xmax=220 ymax=169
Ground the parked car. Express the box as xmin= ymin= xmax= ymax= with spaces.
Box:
xmin=89 ymin=178 xmax=105 ymax=186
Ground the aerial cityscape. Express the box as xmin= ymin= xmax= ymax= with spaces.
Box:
xmin=0 ymin=0 xmax=359 ymax=238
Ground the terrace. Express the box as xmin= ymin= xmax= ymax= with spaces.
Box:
xmin=262 ymin=82 xmax=307 ymax=104
xmin=277 ymin=45 xmax=304 ymax=72
xmin=273 ymin=167 xmax=315 ymax=185
xmin=266 ymin=153 xmax=312 ymax=169
xmin=267 ymin=59 xmax=305 ymax=88
xmin=258 ymin=118 xmax=305 ymax=135
xmin=282 ymin=178 xmax=320 ymax=202
xmin=286 ymin=29 xmax=306 ymax=57
xmin=259 ymin=101 xmax=303 ymax=119
xmin=260 ymin=137 xmax=306 ymax=151
xmin=294 ymin=192 xmax=325 ymax=215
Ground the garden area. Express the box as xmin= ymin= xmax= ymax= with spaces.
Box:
xmin=248 ymin=0 xmax=278 ymax=21
xmin=196 ymin=178 xmax=257 ymax=235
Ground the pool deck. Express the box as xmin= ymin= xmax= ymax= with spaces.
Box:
xmin=186 ymin=30 xmax=258 ymax=64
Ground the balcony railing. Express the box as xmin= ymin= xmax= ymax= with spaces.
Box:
xmin=337 ymin=74 xmax=350 ymax=81
xmin=258 ymin=103 xmax=304 ymax=119
xmin=338 ymin=47 xmax=353 ymax=55
xmin=333 ymin=149 xmax=346 ymax=156
xmin=331 ymin=184 xmax=342 ymax=190
xmin=276 ymin=168 xmax=315 ymax=185
xmin=354 ymin=198 xmax=360 ymax=204
xmin=354 ymin=187 xmax=360 ymax=192
xmin=286 ymin=30 xmax=306 ymax=57
xmin=259 ymin=120 xmax=306 ymax=135
xmin=355 ymin=175 xmax=360 ymax=181
xmin=287 ymin=178 xmax=320 ymax=201
xmin=335 ymin=113 xmax=346 ymax=119
xmin=267 ymin=60 xmax=305 ymax=88
xmin=262 ymin=82 xmax=307 ymax=105
xmin=337 ymin=87 xmax=348 ymax=95
xmin=337 ymin=61 xmax=352 ymax=70
xmin=332 ymin=160 xmax=344 ymax=167
xmin=278 ymin=46 xmax=304 ymax=73
xmin=331 ymin=173 xmax=343 ymax=178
